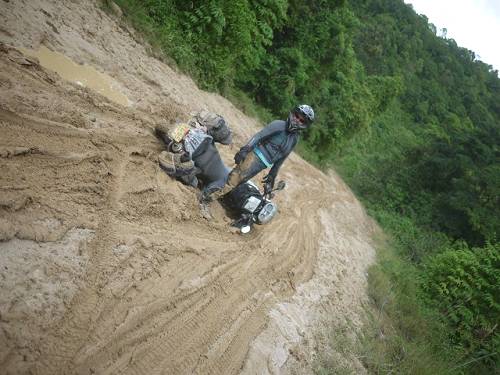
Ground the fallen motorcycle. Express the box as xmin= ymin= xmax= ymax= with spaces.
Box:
xmin=155 ymin=119 xmax=285 ymax=233
xmin=222 ymin=180 xmax=286 ymax=234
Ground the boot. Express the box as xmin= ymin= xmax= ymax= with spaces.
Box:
xmin=198 ymin=191 xmax=213 ymax=220
xmin=158 ymin=151 xmax=176 ymax=174
xmin=158 ymin=151 xmax=195 ymax=176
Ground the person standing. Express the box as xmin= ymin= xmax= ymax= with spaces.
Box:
xmin=201 ymin=104 xmax=315 ymax=208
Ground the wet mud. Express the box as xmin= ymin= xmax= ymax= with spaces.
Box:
xmin=0 ymin=1 xmax=378 ymax=374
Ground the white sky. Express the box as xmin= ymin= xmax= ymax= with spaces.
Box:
xmin=404 ymin=0 xmax=500 ymax=73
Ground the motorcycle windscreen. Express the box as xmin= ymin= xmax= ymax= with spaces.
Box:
xmin=243 ymin=196 xmax=262 ymax=213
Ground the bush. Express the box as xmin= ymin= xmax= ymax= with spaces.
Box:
xmin=355 ymin=244 xmax=457 ymax=375
xmin=422 ymin=242 xmax=500 ymax=370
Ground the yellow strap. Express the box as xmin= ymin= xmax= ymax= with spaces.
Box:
xmin=169 ymin=123 xmax=191 ymax=142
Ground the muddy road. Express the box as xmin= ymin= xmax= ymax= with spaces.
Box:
xmin=0 ymin=1 xmax=377 ymax=374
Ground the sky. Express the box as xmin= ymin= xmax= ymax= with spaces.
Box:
xmin=404 ymin=0 xmax=500 ymax=72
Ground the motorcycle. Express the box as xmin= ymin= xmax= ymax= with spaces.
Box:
xmin=155 ymin=122 xmax=190 ymax=154
xmin=156 ymin=121 xmax=285 ymax=234
xmin=223 ymin=180 xmax=286 ymax=234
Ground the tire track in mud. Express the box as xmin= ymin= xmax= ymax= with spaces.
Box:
xmin=0 ymin=106 xmax=167 ymax=374
xmin=0 ymin=107 xmax=114 ymax=373
xmin=31 ymin=139 xmax=139 ymax=374
xmin=0 ymin=56 xmax=332 ymax=375
xmin=31 ymin=154 xmax=333 ymax=375
xmin=30 ymin=139 xmax=181 ymax=374
xmin=0 ymin=2 xmax=375 ymax=373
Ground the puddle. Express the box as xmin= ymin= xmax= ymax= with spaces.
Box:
xmin=20 ymin=46 xmax=130 ymax=106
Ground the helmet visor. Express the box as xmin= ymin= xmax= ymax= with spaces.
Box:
xmin=294 ymin=112 xmax=306 ymax=124
xmin=291 ymin=111 xmax=309 ymax=130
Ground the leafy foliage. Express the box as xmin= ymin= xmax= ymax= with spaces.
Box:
xmin=115 ymin=0 xmax=394 ymax=161
xmin=359 ymin=243 xmax=457 ymax=375
xmin=240 ymin=1 xmax=395 ymax=160
xmin=347 ymin=0 xmax=500 ymax=246
xmin=337 ymin=1 xmax=500 ymax=370
xmin=422 ymin=242 xmax=500 ymax=366
xmin=115 ymin=0 xmax=288 ymax=90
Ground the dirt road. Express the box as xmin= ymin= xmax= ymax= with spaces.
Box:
xmin=0 ymin=1 xmax=377 ymax=374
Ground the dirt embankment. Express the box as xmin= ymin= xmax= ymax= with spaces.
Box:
xmin=0 ymin=1 xmax=377 ymax=374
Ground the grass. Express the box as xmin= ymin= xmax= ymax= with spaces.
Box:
xmin=359 ymin=255 xmax=455 ymax=375
xmin=314 ymin=235 xmax=461 ymax=375
xmin=314 ymin=323 xmax=364 ymax=375
xmin=313 ymin=227 xmax=453 ymax=374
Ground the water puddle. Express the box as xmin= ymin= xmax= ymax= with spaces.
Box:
xmin=20 ymin=46 xmax=130 ymax=106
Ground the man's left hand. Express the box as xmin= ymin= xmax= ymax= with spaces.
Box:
xmin=262 ymin=175 xmax=275 ymax=194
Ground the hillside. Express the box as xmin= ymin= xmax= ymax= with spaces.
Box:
xmin=0 ymin=1 xmax=378 ymax=374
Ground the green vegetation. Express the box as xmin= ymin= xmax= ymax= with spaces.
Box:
xmin=107 ymin=0 xmax=499 ymax=372
xmin=361 ymin=243 xmax=454 ymax=374
xmin=422 ymin=242 xmax=499 ymax=365
xmin=334 ymin=1 xmax=499 ymax=371
xmin=112 ymin=0 xmax=396 ymax=165
xmin=358 ymin=229 xmax=497 ymax=374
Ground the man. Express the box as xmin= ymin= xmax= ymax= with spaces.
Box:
xmin=201 ymin=104 xmax=315 ymax=208
xmin=156 ymin=111 xmax=234 ymax=218
xmin=156 ymin=110 xmax=232 ymax=191
xmin=157 ymin=119 xmax=279 ymax=226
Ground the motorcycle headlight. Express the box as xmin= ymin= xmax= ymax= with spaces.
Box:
xmin=257 ymin=201 xmax=277 ymax=224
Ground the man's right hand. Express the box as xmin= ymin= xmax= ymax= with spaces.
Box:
xmin=234 ymin=146 xmax=250 ymax=165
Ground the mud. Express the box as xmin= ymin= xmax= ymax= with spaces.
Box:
xmin=0 ymin=1 xmax=377 ymax=374
xmin=20 ymin=46 xmax=130 ymax=106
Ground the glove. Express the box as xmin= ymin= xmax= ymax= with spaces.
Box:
xmin=234 ymin=146 xmax=251 ymax=165
xmin=262 ymin=174 xmax=275 ymax=194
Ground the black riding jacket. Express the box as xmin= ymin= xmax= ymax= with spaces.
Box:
xmin=246 ymin=120 xmax=299 ymax=179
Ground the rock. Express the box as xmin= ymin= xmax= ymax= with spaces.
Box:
xmin=107 ymin=1 xmax=123 ymax=18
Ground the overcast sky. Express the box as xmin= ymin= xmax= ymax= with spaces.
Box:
xmin=404 ymin=0 xmax=500 ymax=73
